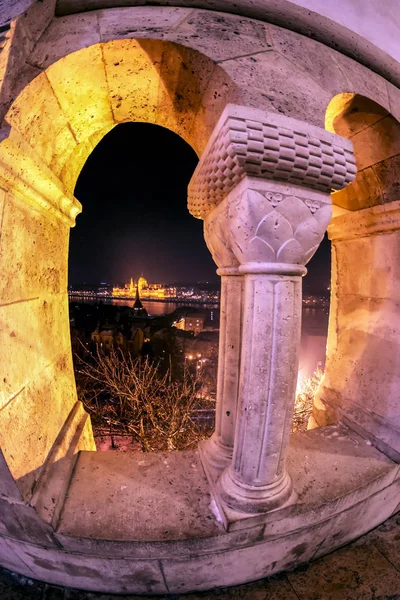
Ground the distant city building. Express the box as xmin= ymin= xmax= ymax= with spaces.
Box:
xmin=173 ymin=308 xmax=219 ymax=336
xmin=112 ymin=276 xmax=176 ymax=300
xmin=132 ymin=284 xmax=148 ymax=318
xmin=91 ymin=323 xmax=144 ymax=356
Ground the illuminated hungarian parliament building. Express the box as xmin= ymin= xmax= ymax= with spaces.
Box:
xmin=112 ymin=277 xmax=177 ymax=300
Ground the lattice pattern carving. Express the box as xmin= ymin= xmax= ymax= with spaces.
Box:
xmin=188 ymin=106 xmax=357 ymax=219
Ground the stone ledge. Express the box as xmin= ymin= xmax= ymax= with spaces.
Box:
xmin=328 ymin=199 xmax=400 ymax=241
xmin=0 ymin=423 xmax=399 ymax=593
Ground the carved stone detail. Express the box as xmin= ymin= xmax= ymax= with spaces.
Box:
xmin=188 ymin=104 xmax=356 ymax=219
xmin=227 ymin=183 xmax=332 ymax=267
xmin=204 ymin=201 xmax=239 ymax=269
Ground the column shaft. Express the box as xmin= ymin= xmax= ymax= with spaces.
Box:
xmin=219 ymin=267 xmax=303 ymax=512
xmin=203 ymin=270 xmax=243 ymax=467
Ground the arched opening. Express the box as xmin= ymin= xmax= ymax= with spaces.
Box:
xmin=0 ymin=37 xmax=235 ymax=505
xmin=295 ymin=235 xmax=330 ymax=431
xmin=326 ymin=93 xmax=400 ymax=211
xmin=311 ymin=94 xmax=400 ymax=462
xmin=68 ymin=121 xmax=221 ymax=452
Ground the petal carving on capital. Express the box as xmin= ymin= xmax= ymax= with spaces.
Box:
xmin=204 ymin=201 xmax=239 ymax=269
xmin=227 ymin=187 xmax=332 ymax=266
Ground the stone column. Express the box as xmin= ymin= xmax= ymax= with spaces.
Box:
xmin=218 ymin=179 xmax=329 ymax=513
xmin=201 ymin=202 xmax=243 ymax=469
xmin=188 ymin=105 xmax=356 ymax=514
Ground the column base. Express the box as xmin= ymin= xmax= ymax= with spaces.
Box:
xmin=200 ymin=435 xmax=233 ymax=471
xmin=217 ymin=467 xmax=293 ymax=514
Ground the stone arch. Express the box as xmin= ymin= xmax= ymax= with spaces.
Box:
xmin=0 ymin=37 xmax=237 ymax=507
xmin=326 ymin=93 xmax=400 ymax=211
xmin=311 ymin=93 xmax=400 ymax=464
xmin=5 ymin=38 xmax=239 ymax=195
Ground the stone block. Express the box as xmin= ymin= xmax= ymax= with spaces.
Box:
xmin=4 ymin=537 xmax=168 ymax=594
xmin=350 ymin=115 xmax=400 ymax=171
xmin=375 ymin=153 xmax=400 ymax=204
xmin=6 ymin=72 xmax=77 ymax=175
xmin=332 ymin=165 xmax=384 ymax=210
xmin=17 ymin=0 xmax=56 ymax=47
xmin=102 ymin=38 xmax=161 ymax=124
xmin=313 ymin=478 xmax=400 ymax=559
xmin=0 ymin=537 xmax=35 ymax=578
xmin=269 ymin=23 xmax=349 ymax=97
xmin=0 ymin=497 xmax=54 ymax=547
xmin=328 ymin=94 xmax=389 ymax=140
xmin=46 ymin=44 xmax=114 ymax=142
xmin=32 ymin=403 xmax=95 ymax=527
xmin=0 ymin=352 xmax=78 ymax=500
xmin=333 ymin=232 xmax=400 ymax=303
xmin=331 ymin=50 xmax=391 ymax=115
xmin=60 ymin=137 xmax=98 ymax=194
xmin=0 ymin=449 xmax=22 ymax=500
xmin=98 ymin=6 xmax=192 ymax=42
xmin=0 ymin=292 xmax=73 ymax=407
xmin=174 ymin=10 xmax=272 ymax=62
xmin=222 ymin=52 xmax=330 ymax=128
xmin=29 ymin=13 xmax=101 ymax=69
xmin=154 ymin=42 xmax=220 ymax=148
xmin=57 ymin=449 xmax=224 ymax=542
xmin=54 ymin=522 xmax=265 ymax=560
xmin=188 ymin=65 xmax=241 ymax=155
xmin=160 ymin=516 xmax=334 ymax=593
xmin=0 ymin=193 xmax=69 ymax=302
xmin=386 ymin=79 xmax=400 ymax=123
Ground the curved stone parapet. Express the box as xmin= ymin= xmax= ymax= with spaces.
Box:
xmin=0 ymin=424 xmax=399 ymax=593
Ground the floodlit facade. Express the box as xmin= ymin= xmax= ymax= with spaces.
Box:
xmin=0 ymin=0 xmax=400 ymax=594
xmin=113 ymin=276 xmax=176 ymax=299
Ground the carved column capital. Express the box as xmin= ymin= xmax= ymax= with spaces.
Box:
xmin=188 ymin=103 xmax=356 ymax=221
xmin=226 ymin=179 xmax=332 ymax=270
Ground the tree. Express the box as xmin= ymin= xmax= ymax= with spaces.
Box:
xmin=75 ymin=345 xmax=214 ymax=452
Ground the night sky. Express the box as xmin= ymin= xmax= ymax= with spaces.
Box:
xmin=70 ymin=122 xmax=330 ymax=293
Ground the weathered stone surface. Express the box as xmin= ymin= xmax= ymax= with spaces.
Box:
xmin=221 ymin=52 xmax=331 ymax=128
xmin=98 ymin=6 xmax=193 ymax=42
xmin=57 ymin=449 xmax=223 ymax=541
xmin=268 ymin=23 xmax=350 ymax=98
xmin=154 ymin=40 xmax=218 ymax=144
xmin=29 ymin=13 xmax=101 ymax=70
xmin=4 ymin=536 xmax=168 ymax=594
xmin=175 ymin=10 xmax=272 ymax=63
xmin=46 ymin=44 xmax=114 ymax=143
xmin=0 ymin=194 xmax=69 ymax=302
xmin=313 ymin=203 xmax=400 ymax=460
xmin=6 ymin=72 xmax=77 ymax=175
xmin=288 ymin=541 xmax=400 ymax=600
xmin=349 ymin=114 xmax=400 ymax=171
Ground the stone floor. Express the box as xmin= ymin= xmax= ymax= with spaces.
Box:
xmin=1 ymin=511 xmax=399 ymax=599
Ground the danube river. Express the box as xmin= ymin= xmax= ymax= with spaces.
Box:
xmin=70 ymin=296 xmax=329 ymax=379
xmin=70 ymin=296 xmax=218 ymax=316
